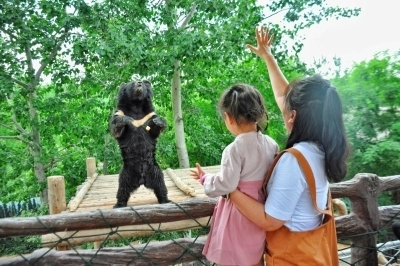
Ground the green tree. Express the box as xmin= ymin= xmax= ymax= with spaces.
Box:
xmin=333 ymin=51 xmax=400 ymax=179
xmin=75 ymin=0 xmax=360 ymax=168
xmin=0 ymin=0 xmax=92 ymax=203
xmin=0 ymin=0 xmax=359 ymax=203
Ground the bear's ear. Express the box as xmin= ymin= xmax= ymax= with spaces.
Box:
xmin=143 ymin=79 xmax=152 ymax=88
xmin=147 ymin=87 xmax=153 ymax=99
xmin=119 ymin=83 xmax=126 ymax=89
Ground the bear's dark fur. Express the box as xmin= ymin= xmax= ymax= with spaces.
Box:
xmin=110 ymin=80 xmax=170 ymax=208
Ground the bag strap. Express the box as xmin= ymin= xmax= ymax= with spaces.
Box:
xmin=261 ymin=150 xmax=286 ymax=199
xmin=262 ymin=150 xmax=286 ymax=189
xmin=262 ymin=148 xmax=331 ymax=215
xmin=287 ymin=148 xmax=331 ymax=215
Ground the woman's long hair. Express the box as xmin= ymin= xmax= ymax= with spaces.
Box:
xmin=284 ymin=75 xmax=350 ymax=183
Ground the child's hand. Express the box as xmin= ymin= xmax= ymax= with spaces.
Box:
xmin=190 ymin=163 xmax=205 ymax=181
xmin=246 ymin=26 xmax=274 ymax=60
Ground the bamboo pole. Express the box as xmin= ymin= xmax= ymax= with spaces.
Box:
xmin=166 ymin=168 xmax=196 ymax=197
xmin=67 ymin=173 xmax=99 ymax=212
xmin=67 ymin=158 xmax=98 ymax=212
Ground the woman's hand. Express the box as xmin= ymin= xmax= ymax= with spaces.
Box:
xmin=246 ymin=26 xmax=274 ymax=61
xmin=190 ymin=163 xmax=206 ymax=183
xmin=230 ymin=189 xmax=285 ymax=231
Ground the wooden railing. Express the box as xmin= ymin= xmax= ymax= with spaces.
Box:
xmin=0 ymin=173 xmax=400 ymax=265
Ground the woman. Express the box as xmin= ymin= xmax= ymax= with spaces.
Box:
xmin=229 ymin=27 xmax=350 ymax=265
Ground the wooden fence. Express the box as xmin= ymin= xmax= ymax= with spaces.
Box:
xmin=0 ymin=173 xmax=400 ymax=265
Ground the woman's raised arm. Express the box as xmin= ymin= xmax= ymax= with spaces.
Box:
xmin=246 ymin=27 xmax=289 ymax=112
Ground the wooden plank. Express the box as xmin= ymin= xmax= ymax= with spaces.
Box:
xmin=87 ymin=182 xmax=198 ymax=191
xmin=42 ymin=217 xmax=211 ymax=247
xmin=81 ymin=188 xmax=206 ymax=198
xmin=89 ymin=180 xmax=204 ymax=187
xmin=76 ymin=195 xmax=210 ymax=209
xmin=94 ymin=166 xmax=220 ymax=180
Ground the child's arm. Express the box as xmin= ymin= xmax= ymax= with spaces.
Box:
xmin=230 ymin=189 xmax=285 ymax=231
xmin=246 ymin=27 xmax=289 ymax=112
xmin=190 ymin=147 xmax=241 ymax=197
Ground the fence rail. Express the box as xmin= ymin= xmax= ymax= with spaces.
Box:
xmin=1 ymin=173 xmax=400 ymax=266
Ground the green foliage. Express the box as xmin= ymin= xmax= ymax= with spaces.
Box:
xmin=0 ymin=0 xmax=361 ymax=204
xmin=0 ymin=236 xmax=42 ymax=257
xmin=0 ymin=204 xmax=47 ymax=256
xmin=333 ymin=51 xmax=400 ymax=179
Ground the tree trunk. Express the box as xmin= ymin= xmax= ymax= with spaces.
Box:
xmin=171 ymin=60 xmax=190 ymax=168
xmin=28 ymin=91 xmax=47 ymax=204
xmin=167 ymin=3 xmax=197 ymax=169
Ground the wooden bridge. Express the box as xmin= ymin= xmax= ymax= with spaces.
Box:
xmin=42 ymin=158 xmax=220 ymax=248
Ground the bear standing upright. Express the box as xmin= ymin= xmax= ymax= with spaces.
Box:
xmin=110 ymin=80 xmax=170 ymax=208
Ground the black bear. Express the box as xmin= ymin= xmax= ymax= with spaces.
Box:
xmin=110 ymin=80 xmax=170 ymax=208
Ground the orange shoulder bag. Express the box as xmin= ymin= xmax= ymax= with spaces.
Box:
xmin=264 ymin=148 xmax=339 ymax=266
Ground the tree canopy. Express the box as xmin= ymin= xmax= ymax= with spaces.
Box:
xmin=333 ymin=51 xmax=400 ymax=178
xmin=0 ymin=0 xmax=361 ymax=204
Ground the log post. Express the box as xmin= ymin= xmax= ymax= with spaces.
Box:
xmin=47 ymin=175 xmax=68 ymax=251
xmin=47 ymin=176 xmax=66 ymax=216
xmin=86 ymin=157 xmax=96 ymax=178
xmin=336 ymin=173 xmax=380 ymax=266
xmin=85 ymin=157 xmax=100 ymax=249
xmin=93 ymin=241 xmax=102 ymax=250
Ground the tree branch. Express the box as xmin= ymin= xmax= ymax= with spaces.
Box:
xmin=1 ymin=71 xmax=30 ymax=89
xmin=264 ymin=8 xmax=291 ymax=20
xmin=25 ymin=44 xmax=35 ymax=90
xmin=0 ymin=26 xmax=18 ymax=40
xmin=25 ymin=43 xmax=35 ymax=86
xmin=11 ymin=111 xmax=29 ymax=137
xmin=0 ymin=135 xmax=31 ymax=145
xmin=11 ymin=76 xmax=30 ymax=89
xmin=43 ymin=158 xmax=62 ymax=170
xmin=179 ymin=3 xmax=198 ymax=29
xmin=0 ymin=123 xmax=15 ymax=131
xmin=154 ymin=0 xmax=163 ymax=6
xmin=34 ymin=31 xmax=69 ymax=87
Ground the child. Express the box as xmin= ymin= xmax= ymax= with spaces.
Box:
xmin=190 ymin=83 xmax=279 ymax=266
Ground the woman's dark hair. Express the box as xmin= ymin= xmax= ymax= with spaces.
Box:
xmin=218 ymin=84 xmax=268 ymax=131
xmin=284 ymin=75 xmax=350 ymax=183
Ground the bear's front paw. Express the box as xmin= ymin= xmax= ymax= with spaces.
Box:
xmin=152 ymin=117 xmax=167 ymax=129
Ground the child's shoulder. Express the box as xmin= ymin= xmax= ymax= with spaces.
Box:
xmin=261 ymin=133 xmax=279 ymax=147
